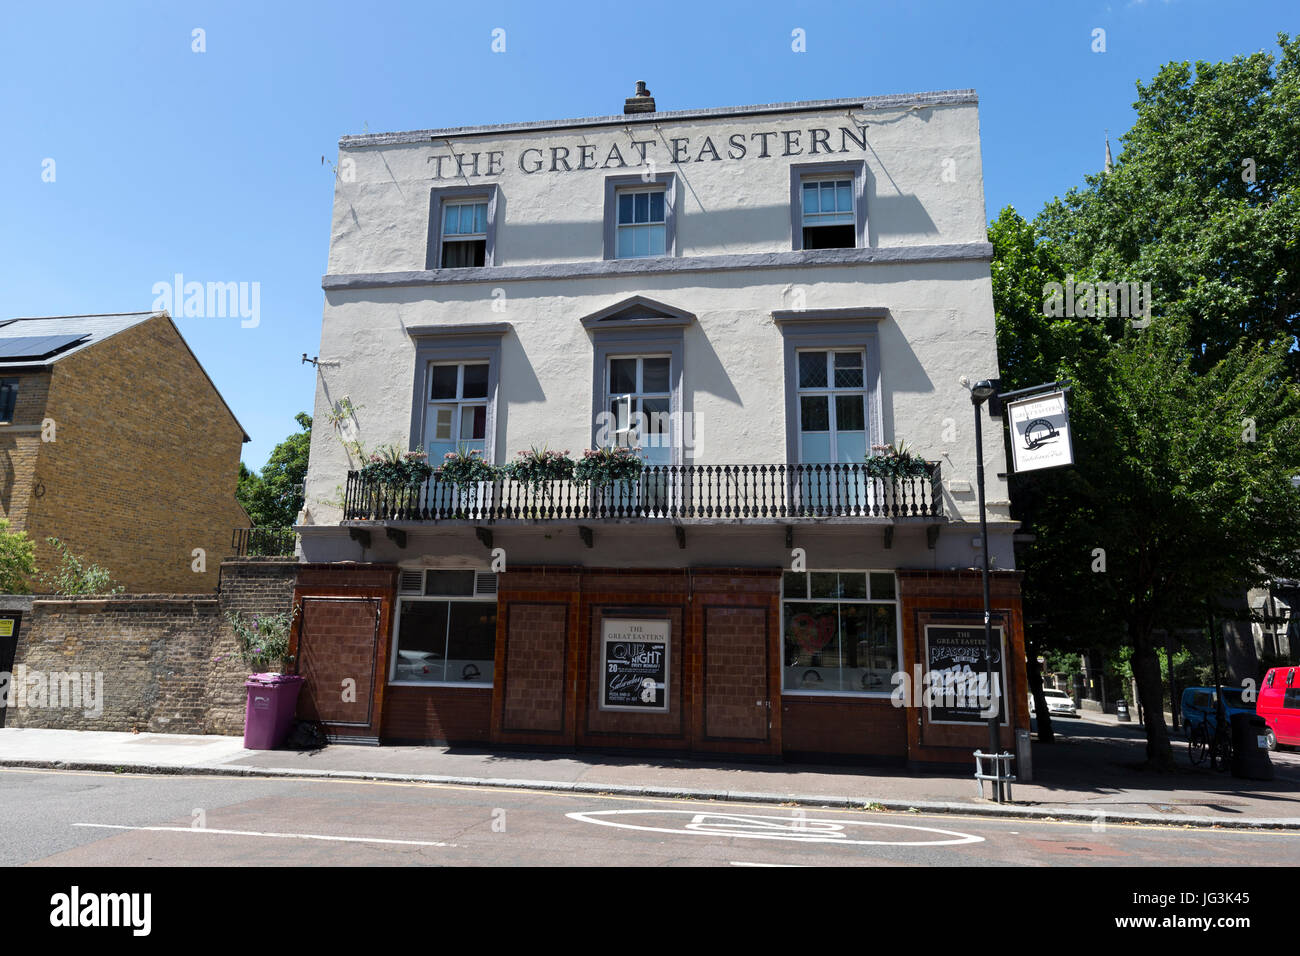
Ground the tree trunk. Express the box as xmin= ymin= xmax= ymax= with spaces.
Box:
xmin=1131 ymin=624 xmax=1175 ymax=770
xmin=1220 ymin=591 xmax=1259 ymax=687
xmin=1024 ymin=636 xmax=1054 ymax=743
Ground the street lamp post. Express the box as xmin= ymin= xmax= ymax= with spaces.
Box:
xmin=971 ymin=380 xmax=1002 ymax=794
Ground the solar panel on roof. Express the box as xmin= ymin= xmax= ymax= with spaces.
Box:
xmin=0 ymin=334 xmax=91 ymax=361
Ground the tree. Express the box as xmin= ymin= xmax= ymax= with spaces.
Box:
xmin=995 ymin=237 xmax=1300 ymax=766
xmin=1037 ymin=34 xmax=1300 ymax=375
xmin=991 ymin=35 xmax=1300 ymax=769
xmin=238 ymin=412 xmax=311 ymax=529
xmin=0 ymin=519 xmax=38 ymax=593
xmin=41 ymin=537 xmax=124 ymax=595
xmin=989 ymin=208 xmax=1122 ymax=743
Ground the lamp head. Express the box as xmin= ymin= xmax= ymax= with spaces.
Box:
xmin=970 ymin=379 xmax=997 ymax=403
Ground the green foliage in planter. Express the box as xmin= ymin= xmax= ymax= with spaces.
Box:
xmin=864 ymin=441 xmax=931 ymax=479
xmin=436 ymin=446 xmax=501 ymax=484
xmin=360 ymin=444 xmax=434 ymax=487
xmin=503 ymin=445 xmax=574 ymax=485
xmin=574 ymin=446 xmax=643 ymax=485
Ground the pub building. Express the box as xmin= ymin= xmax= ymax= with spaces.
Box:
xmin=293 ymin=83 xmax=1029 ymax=764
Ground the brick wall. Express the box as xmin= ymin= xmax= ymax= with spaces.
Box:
xmin=489 ymin=566 xmax=782 ymax=756
xmin=897 ymin=569 xmax=1028 ymax=764
xmin=500 ymin=602 xmax=568 ymax=734
xmin=29 ymin=315 xmax=249 ymax=593
xmin=7 ymin=595 xmax=223 ymax=733
xmin=782 ymin=697 xmax=908 ymax=760
xmin=291 ymin=563 xmax=399 ymax=742
xmin=5 ymin=559 xmax=298 ymax=734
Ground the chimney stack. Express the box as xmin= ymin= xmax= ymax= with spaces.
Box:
xmin=624 ymin=81 xmax=656 ymax=114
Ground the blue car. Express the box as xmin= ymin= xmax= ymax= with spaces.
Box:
xmin=1180 ymin=685 xmax=1255 ymax=736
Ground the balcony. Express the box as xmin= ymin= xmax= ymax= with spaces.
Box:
xmin=342 ymin=462 xmax=943 ymax=525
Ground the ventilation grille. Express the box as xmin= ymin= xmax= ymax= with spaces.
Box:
xmin=398 ymin=568 xmax=498 ymax=596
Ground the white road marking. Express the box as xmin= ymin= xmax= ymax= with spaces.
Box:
xmin=73 ymin=823 xmax=457 ymax=848
xmin=730 ymin=861 xmax=807 ymax=867
xmin=567 ymin=809 xmax=984 ymax=846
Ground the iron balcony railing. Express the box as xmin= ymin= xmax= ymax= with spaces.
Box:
xmin=231 ymin=526 xmax=299 ymax=556
xmin=343 ymin=462 xmax=942 ymax=523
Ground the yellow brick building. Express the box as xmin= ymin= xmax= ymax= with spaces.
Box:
xmin=0 ymin=311 xmax=249 ymax=592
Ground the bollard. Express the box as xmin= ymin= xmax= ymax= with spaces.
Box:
xmin=974 ymin=750 xmax=1017 ymax=802
xmin=1116 ymin=699 xmax=1131 ymax=722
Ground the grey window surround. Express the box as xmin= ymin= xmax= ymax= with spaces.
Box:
xmin=789 ymin=159 xmax=868 ymax=252
xmin=602 ymin=172 xmax=677 ymax=261
xmin=775 ymin=310 xmax=886 ymax=464
xmin=426 ymin=184 xmax=501 ymax=270
xmin=407 ymin=324 xmax=510 ymax=463
xmin=582 ymin=298 xmax=694 ymax=464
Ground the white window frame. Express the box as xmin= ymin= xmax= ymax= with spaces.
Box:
xmin=800 ymin=176 xmax=855 ymax=230
xmin=602 ymin=173 xmax=677 ymax=260
xmin=425 ymin=360 xmax=490 ymax=454
xmin=606 ymin=354 xmax=673 ymax=452
xmin=426 ymin=184 xmax=499 ymax=270
xmin=443 ymin=199 xmax=487 ymax=237
xmin=390 ymin=587 xmax=498 ymax=688
xmin=788 ymin=160 xmax=867 ymax=252
xmin=780 ymin=569 xmax=902 ymax=698
xmin=615 ymin=187 xmax=668 ymax=259
xmin=794 ymin=348 xmax=867 ymax=463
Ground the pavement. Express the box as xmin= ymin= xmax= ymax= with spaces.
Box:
xmin=2 ymin=712 xmax=1298 ymax=829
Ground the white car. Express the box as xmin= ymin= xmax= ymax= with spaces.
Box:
xmin=1029 ymin=688 xmax=1078 ymax=717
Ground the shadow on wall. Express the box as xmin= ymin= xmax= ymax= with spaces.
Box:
xmin=865 ymin=166 xmax=939 ymax=243
xmin=875 ymin=319 xmax=933 ymax=444
xmin=683 ymin=320 xmax=743 ymax=408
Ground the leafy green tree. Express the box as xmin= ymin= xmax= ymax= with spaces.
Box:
xmin=992 ymin=35 xmax=1300 ymax=769
xmin=994 ymin=209 xmax=1300 ymax=767
xmin=238 ymin=412 xmax=311 ymax=529
xmin=1036 ymin=33 xmax=1300 ymax=374
xmin=0 ymin=519 xmax=38 ymax=593
xmin=41 ymin=538 xmax=123 ymax=595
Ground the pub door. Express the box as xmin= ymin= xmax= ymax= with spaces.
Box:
xmin=695 ymin=604 xmax=777 ymax=755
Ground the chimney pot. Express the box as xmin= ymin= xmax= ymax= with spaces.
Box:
xmin=624 ymin=81 xmax=656 ymax=114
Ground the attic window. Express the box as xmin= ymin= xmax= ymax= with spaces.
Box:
xmin=441 ymin=201 xmax=488 ymax=268
xmin=426 ymin=186 xmax=498 ymax=270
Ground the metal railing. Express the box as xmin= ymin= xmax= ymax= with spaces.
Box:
xmin=343 ymin=462 xmax=943 ymax=523
xmin=231 ymin=527 xmax=298 ymax=556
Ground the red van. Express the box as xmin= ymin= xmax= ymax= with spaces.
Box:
xmin=1259 ymin=666 xmax=1300 ymax=750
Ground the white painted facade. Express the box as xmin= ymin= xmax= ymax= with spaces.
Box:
xmin=300 ymin=90 xmax=1014 ymax=571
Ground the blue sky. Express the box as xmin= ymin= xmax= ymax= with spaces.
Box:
xmin=1 ymin=0 xmax=1292 ymax=469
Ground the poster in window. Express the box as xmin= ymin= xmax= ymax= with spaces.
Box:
xmin=601 ymin=618 xmax=670 ymax=712
xmin=923 ymin=624 xmax=1007 ymax=724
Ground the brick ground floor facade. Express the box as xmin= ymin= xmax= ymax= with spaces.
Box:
xmin=287 ymin=546 xmax=1029 ymax=765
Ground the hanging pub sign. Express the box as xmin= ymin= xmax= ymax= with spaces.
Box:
xmin=1006 ymin=389 xmax=1074 ymax=473
xmin=923 ymin=624 xmax=1007 ymax=724
xmin=600 ymin=618 xmax=670 ymax=712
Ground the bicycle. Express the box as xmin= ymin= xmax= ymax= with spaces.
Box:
xmin=1187 ymin=714 xmax=1233 ymax=770
xmin=1209 ymin=718 xmax=1233 ymax=771
xmin=1187 ymin=721 xmax=1208 ymax=766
